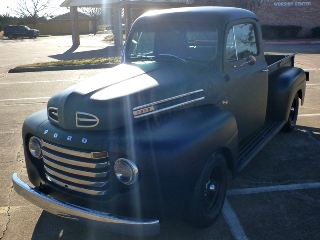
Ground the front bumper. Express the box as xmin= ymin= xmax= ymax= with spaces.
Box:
xmin=12 ymin=173 xmax=160 ymax=236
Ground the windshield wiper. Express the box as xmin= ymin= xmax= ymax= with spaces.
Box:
xmin=158 ymin=54 xmax=187 ymax=63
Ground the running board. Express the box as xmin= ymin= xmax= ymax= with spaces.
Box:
xmin=236 ymin=121 xmax=286 ymax=173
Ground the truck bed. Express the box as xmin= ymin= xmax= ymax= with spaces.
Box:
xmin=265 ymin=54 xmax=295 ymax=74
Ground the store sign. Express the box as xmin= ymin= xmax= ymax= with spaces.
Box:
xmin=263 ymin=0 xmax=312 ymax=7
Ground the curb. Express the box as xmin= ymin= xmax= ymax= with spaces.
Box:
xmin=8 ymin=63 xmax=119 ymax=73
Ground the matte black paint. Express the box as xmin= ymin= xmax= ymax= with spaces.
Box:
xmin=20 ymin=7 xmax=307 ymax=221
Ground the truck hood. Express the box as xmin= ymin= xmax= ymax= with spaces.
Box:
xmin=47 ymin=61 xmax=222 ymax=130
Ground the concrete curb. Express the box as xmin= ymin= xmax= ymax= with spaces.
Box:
xmin=8 ymin=63 xmax=119 ymax=73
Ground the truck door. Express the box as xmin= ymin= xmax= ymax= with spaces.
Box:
xmin=224 ymin=21 xmax=268 ymax=141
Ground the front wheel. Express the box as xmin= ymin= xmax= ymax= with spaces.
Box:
xmin=282 ymin=93 xmax=299 ymax=132
xmin=184 ymin=152 xmax=227 ymax=228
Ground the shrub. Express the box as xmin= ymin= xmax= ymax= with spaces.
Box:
xmin=312 ymin=27 xmax=320 ymax=38
xmin=262 ymin=25 xmax=302 ymax=39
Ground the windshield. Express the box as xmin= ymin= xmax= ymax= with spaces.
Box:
xmin=126 ymin=23 xmax=218 ymax=62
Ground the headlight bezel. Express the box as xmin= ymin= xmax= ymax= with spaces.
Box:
xmin=114 ymin=158 xmax=139 ymax=185
xmin=28 ymin=136 xmax=42 ymax=159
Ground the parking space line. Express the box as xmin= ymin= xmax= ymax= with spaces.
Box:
xmin=0 ymin=97 xmax=50 ymax=102
xmin=222 ymin=199 xmax=249 ymax=240
xmin=299 ymin=113 xmax=320 ymax=117
xmin=227 ymin=182 xmax=320 ymax=196
xmin=0 ymin=79 xmax=77 ymax=85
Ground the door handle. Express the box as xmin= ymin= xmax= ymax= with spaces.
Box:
xmin=261 ymin=69 xmax=269 ymax=72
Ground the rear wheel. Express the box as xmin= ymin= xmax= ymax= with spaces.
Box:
xmin=184 ymin=152 xmax=227 ymax=228
xmin=7 ymin=33 xmax=13 ymax=39
xmin=282 ymin=93 xmax=299 ymax=132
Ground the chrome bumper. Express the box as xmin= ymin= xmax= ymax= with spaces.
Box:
xmin=12 ymin=173 xmax=160 ymax=236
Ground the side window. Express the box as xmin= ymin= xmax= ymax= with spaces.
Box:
xmin=226 ymin=23 xmax=258 ymax=61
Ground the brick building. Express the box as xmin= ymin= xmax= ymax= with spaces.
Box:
xmin=202 ymin=0 xmax=318 ymax=37
xmin=256 ymin=0 xmax=318 ymax=37
xmin=61 ymin=0 xmax=318 ymax=47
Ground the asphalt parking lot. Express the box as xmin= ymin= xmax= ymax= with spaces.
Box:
xmin=0 ymin=35 xmax=319 ymax=240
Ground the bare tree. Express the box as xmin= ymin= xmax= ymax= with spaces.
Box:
xmin=193 ymin=0 xmax=266 ymax=12
xmin=11 ymin=0 xmax=54 ymax=28
xmin=236 ymin=0 xmax=266 ymax=12
xmin=79 ymin=7 xmax=102 ymax=35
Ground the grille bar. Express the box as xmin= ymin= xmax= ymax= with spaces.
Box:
xmin=46 ymin=174 xmax=108 ymax=195
xmin=41 ymin=140 xmax=108 ymax=159
xmin=43 ymin=150 xmax=108 ymax=169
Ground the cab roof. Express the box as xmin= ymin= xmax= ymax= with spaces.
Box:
xmin=134 ymin=7 xmax=258 ymax=26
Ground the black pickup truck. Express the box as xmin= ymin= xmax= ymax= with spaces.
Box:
xmin=13 ymin=7 xmax=309 ymax=236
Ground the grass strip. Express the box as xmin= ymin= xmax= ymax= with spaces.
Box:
xmin=16 ymin=57 xmax=121 ymax=68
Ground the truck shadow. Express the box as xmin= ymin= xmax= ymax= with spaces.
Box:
xmin=48 ymin=45 xmax=121 ymax=61
xmin=228 ymin=124 xmax=320 ymax=189
xmin=31 ymin=211 xmax=233 ymax=240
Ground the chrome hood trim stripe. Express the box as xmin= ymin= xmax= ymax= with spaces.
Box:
xmin=133 ymin=89 xmax=204 ymax=118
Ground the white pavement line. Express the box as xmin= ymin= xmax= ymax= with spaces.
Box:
xmin=299 ymin=113 xmax=320 ymax=117
xmin=0 ymin=97 xmax=50 ymax=102
xmin=307 ymin=83 xmax=320 ymax=86
xmin=227 ymin=182 xmax=320 ymax=196
xmin=222 ymin=199 xmax=249 ymax=240
xmin=0 ymin=79 xmax=77 ymax=85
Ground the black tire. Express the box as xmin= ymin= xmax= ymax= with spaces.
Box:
xmin=282 ymin=93 xmax=299 ymax=132
xmin=7 ymin=33 xmax=13 ymax=39
xmin=184 ymin=152 xmax=227 ymax=228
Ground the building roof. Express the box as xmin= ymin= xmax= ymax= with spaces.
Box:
xmin=51 ymin=12 xmax=91 ymax=21
xmin=61 ymin=0 xmax=193 ymax=7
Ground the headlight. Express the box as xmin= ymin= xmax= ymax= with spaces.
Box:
xmin=114 ymin=158 xmax=138 ymax=185
xmin=28 ymin=136 xmax=42 ymax=159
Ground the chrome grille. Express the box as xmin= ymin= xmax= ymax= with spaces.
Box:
xmin=41 ymin=140 xmax=110 ymax=196
xmin=48 ymin=107 xmax=59 ymax=123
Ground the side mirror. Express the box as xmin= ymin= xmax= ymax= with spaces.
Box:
xmin=237 ymin=55 xmax=256 ymax=68
xmin=247 ymin=55 xmax=256 ymax=65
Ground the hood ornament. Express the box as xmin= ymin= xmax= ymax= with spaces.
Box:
xmin=76 ymin=112 xmax=99 ymax=128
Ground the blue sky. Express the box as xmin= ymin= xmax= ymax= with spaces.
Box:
xmin=0 ymin=0 xmax=68 ymax=16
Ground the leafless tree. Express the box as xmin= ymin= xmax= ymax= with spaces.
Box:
xmin=79 ymin=7 xmax=102 ymax=35
xmin=193 ymin=0 xmax=266 ymax=12
xmin=11 ymin=0 xmax=54 ymax=28
xmin=237 ymin=0 xmax=266 ymax=12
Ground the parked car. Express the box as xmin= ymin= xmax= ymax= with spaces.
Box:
xmin=3 ymin=25 xmax=40 ymax=39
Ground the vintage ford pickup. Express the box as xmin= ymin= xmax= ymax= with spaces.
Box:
xmin=13 ymin=7 xmax=309 ymax=236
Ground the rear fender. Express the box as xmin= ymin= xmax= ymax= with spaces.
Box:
xmin=267 ymin=67 xmax=307 ymax=121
